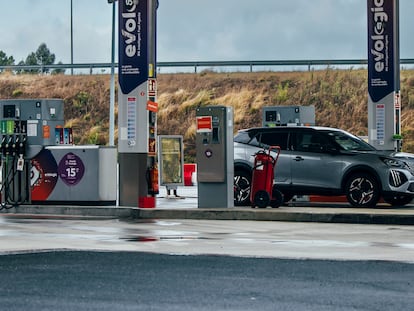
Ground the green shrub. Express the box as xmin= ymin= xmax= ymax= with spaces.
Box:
xmin=12 ymin=89 xmax=23 ymax=97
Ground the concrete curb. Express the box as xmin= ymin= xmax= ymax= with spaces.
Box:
xmin=0 ymin=205 xmax=133 ymax=219
xmin=134 ymin=208 xmax=414 ymax=225
xmin=2 ymin=204 xmax=414 ymax=225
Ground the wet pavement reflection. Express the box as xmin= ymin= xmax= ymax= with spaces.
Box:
xmin=1 ymin=213 xmax=414 ymax=263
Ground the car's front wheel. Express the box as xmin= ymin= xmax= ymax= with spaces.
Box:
xmin=234 ymin=170 xmax=251 ymax=206
xmin=345 ymin=173 xmax=380 ymax=207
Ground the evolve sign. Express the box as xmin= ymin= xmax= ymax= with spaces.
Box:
xmin=367 ymin=0 xmax=395 ymax=103
xmin=118 ymin=0 xmax=148 ymax=94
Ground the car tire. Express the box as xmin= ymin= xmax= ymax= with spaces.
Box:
xmin=383 ymin=194 xmax=414 ymax=206
xmin=282 ymin=193 xmax=294 ymax=204
xmin=271 ymin=186 xmax=293 ymax=204
xmin=270 ymin=188 xmax=284 ymax=208
xmin=234 ymin=170 xmax=251 ymax=206
xmin=345 ymin=173 xmax=380 ymax=207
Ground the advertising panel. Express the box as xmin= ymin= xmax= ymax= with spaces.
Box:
xmin=118 ymin=0 xmax=149 ymax=153
xmin=118 ymin=0 xmax=148 ymax=94
xmin=158 ymin=135 xmax=184 ymax=186
xmin=367 ymin=0 xmax=394 ymax=102
xmin=367 ymin=0 xmax=399 ymax=150
xmin=117 ymin=0 xmax=159 ymax=207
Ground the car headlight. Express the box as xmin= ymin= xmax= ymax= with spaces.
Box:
xmin=381 ymin=157 xmax=406 ymax=168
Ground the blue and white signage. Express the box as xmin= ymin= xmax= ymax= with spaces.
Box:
xmin=367 ymin=0 xmax=395 ymax=103
xmin=118 ymin=0 xmax=148 ymax=95
xmin=367 ymin=0 xmax=399 ymax=150
xmin=118 ymin=0 xmax=149 ymax=153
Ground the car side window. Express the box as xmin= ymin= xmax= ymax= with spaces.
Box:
xmin=293 ymin=132 xmax=312 ymax=152
xmin=259 ymin=132 xmax=288 ymax=150
xmin=293 ymin=132 xmax=330 ymax=153
xmin=247 ymin=133 xmax=261 ymax=147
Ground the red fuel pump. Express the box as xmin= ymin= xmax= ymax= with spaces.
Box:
xmin=250 ymin=146 xmax=283 ymax=208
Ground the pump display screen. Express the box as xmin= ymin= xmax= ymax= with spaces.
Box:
xmin=265 ymin=110 xmax=277 ymax=122
xmin=3 ymin=105 xmax=15 ymax=118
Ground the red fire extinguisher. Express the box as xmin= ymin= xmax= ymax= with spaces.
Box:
xmin=250 ymin=146 xmax=283 ymax=208
xmin=147 ymin=164 xmax=159 ymax=195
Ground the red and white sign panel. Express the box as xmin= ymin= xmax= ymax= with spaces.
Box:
xmin=196 ymin=116 xmax=213 ymax=133
xmin=147 ymin=100 xmax=158 ymax=112
xmin=148 ymin=78 xmax=157 ymax=97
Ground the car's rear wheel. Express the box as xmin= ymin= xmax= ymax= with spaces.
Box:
xmin=383 ymin=194 xmax=414 ymax=206
xmin=282 ymin=192 xmax=294 ymax=204
xmin=270 ymin=187 xmax=284 ymax=208
xmin=345 ymin=173 xmax=380 ymax=207
xmin=234 ymin=170 xmax=251 ymax=206
xmin=272 ymin=186 xmax=293 ymax=205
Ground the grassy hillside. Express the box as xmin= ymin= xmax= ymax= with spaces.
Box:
xmin=2 ymin=69 xmax=414 ymax=161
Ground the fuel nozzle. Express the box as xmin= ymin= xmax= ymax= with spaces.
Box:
xmin=1 ymin=136 xmax=6 ymax=156
xmin=18 ymin=135 xmax=26 ymax=156
xmin=5 ymin=136 xmax=13 ymax=155
xmin=13 ymin=136 xmax=19 ymax=156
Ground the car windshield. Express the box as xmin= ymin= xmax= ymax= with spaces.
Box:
xmin=323 ymin=130 xmax=376 ymax=151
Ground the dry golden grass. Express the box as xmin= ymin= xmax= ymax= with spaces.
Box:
xmin=1 ymin=69 xmax=414 ymax=161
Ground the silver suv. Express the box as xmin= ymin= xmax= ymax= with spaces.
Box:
xmin=234 ymin=126 xmax=414 ymax=207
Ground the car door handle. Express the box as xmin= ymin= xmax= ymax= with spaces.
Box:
xmin=293 ymin=156 xmax=304 ymax=161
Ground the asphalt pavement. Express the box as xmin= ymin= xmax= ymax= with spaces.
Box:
xmin=2 ymin=188 xmax=413 ymax=311
xmin=2 ymin=186 xmax=414 ymax=225
xmin=1 ymin=251 xmax=413 ymax=311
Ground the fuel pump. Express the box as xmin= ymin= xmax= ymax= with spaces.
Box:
xmin=0 ymin=119 xmax=29 ymax=208
xmin=0 ymin=99 xmax=64 ymax=208
xmin=196 ymin=106 xmax=234 ymax=208
xmin=0 ymin=99 xmax=117 ymax=207
xmin=262 ymin=106 xmax=315 ymax=127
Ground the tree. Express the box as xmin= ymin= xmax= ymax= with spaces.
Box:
xmin=0 ymin=50 xmax=15 ymax=72
xmin=21 ymin=43 xmax=56 ymax=74
xmin=52 ymin=61 xmax=65 ymax=75
xmin=23 ymin=52 xmax=39 ymax=74
xmin=36 ymin=43 xmax=55 ymax=72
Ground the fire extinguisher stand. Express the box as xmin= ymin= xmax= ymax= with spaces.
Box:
xmin=250 ymin=146 xmax=284 ymax=208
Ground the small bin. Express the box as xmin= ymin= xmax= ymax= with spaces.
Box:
xmin=184 ymin=163 xmax=197 ymax=186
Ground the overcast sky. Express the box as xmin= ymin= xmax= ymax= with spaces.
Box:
xmin=1 ymin=0 xmax=414 ymax=66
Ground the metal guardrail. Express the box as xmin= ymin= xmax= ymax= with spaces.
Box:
xmin=1 ymin=59 xmax=414 ymax=74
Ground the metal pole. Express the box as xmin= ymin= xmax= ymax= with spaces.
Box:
xmin=394 ymin=0 xmax=401 ymax=151
xmin=71 ymin=0 xmax=74 ymax=75
xmin=109 ymin=0 xmax=116 ymax=146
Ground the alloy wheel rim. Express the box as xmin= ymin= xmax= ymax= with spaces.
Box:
xmin=234 ymin=175 xmax=250 ymax=203
xmin=349 ymin=177 xmax=375 ymax=205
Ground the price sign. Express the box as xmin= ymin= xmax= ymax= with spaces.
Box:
xmin=58 ymin=152 xmax=85 ymax=186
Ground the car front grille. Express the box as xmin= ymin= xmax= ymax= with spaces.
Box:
xmin=389 ymin=170 xmax=408 ymax=187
